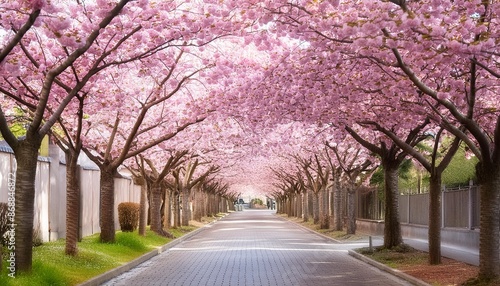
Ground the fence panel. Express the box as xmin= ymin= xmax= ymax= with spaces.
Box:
xmin=114 ymin=177 xmax=139 ymax=230
xmin=472 ymin=186 xmax=480 ymax=228
xmin=408 ymin=193 xmax=428 ymax=225
xmin=356 ymin=188 xmax=383 ymax=220
xmin=80 ymin=168 xmax=101 ymax=238
xmin=33 ymin=160 xmax=51 ymax=242
xmin=399 ymin=194 xmax=409 ymax=223
xmin=443 ymin=189 xmax=469 ymax=228
xmin=0 ymin=148 xmax=143 ymax=242
xmin=360 ymin=186 xmax=480 ymax=229
xmin=0 ymin=152 xmax=15 ymax=203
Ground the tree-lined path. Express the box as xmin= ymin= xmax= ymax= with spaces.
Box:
xmin=3 ymin=0 xmax=499 ymax=282
xmin=103 ymin=210 xmax=411 ymax=286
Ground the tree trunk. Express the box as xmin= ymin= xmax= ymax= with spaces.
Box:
xmin=287 ymin=195 xmax=293 ymax=217
xmin=163 ymin=188 xmax=171 ymax=229
xmin=99 ymin=167 xmax=116 ymax=243
xmin=181 ymin=188 xmax=191 ymax=226
xmin=206 ymin=193 xmax=212 ymax=216
xmin=320 ymin=188 xmax=329 ymax=229
xmin=213 ymin=193 xmax=218 ymax=215
xmin=14 ymin=140 xmax=40 ymax=272
xmin=383 ymin=162 xmax=403 ymax=248
xmin=199 ymin=192 xmax=206 ymax=217
xmin=308 ymin=191 xmax=314 ymax=221
xmin=312 ymin=192 xmax=319 ymax=224
xmin=173 ymin=192 xmax=181 ymax=228
xmin=205 ymin=192 xmax=210 ymax=215
xmin=333 ymin=177 xmax=343 ymax=231
xmin=222 ymin=197 xmax=229 ymax=213
xmin=138 ymin=180 xmax=147 ymax=236
xmin=346 ymin=185 xmax=356 ymax=235
xmin=149 ymin=182 xmax=163 ymax=234
xmin=193 ymin=191 xmax=202 ymax=222
xmin=428 ymin=174 xmax=442 ymax=265
xmin=303 ymin=191 xmax=309 ymax=222
xmin=65 ymin=149 xmax=81 ymax=255
xmin=214 ymin=195 xmax=219 ymax=214
xmin=477 ymin=166 xmax=500 ymax=279
xmin=296 ymin=192 xmax=303 ymax=219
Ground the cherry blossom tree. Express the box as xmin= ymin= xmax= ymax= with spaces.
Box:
xmin=364 ymin=122 xmax=462 ymax=264
xmin=196 ymin=179 xmax=232 ymax=218
xmin=51 ymin=95 xmax=86 ymax=256
xmin=126 ymin=156 xmax=149 ymax=236
xmin=272 ymin=164 xmax=305 ymax=218
xmin=325 ymin=141 xmax=375 ymax=235
xmin=141 ymin=151 xmax=189 ymax=237
xmin=219 ymin=1 xmax=498 ymax=276
xmin=2 ymin=0 xmax=498 ymax=280
xmin=81 ymin=63 xmax=208 ymax=242
xmin=344 ymin=0 xmax=500 ymax=277
xmin=171 ymin=159 xmax=219 ymax=226
xmin=0 ymin=0 xmax=146 ymax=271
xmin=295 ymin=154 xmax=330 ymax=227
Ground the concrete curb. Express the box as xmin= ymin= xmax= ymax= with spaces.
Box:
xmin=348 ymin=250 xmax=432 ymax=286
xmin=274 ymin=215 xmax=351 ymax=244
xmin=276 ymin=215 xmax=431 ymax=286
xmin=78 ymin=215 xmax=227 ymax=286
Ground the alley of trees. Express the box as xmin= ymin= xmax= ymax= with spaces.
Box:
xmin=1 ymin=0 xmax=499 ymax=281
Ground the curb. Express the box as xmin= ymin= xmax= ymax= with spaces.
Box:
xmin=274 ymin=214 xmax=353 ymax=244
xmin=78 ymin=215 xmax=227 ymax=286
xmin=348 ymin=250 xmax=432 ymax=286
xmin=276 ymin=215 xmax=431 ymax=286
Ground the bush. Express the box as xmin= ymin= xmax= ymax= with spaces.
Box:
xmin=118 ymin=202 xmax=140 ymax=232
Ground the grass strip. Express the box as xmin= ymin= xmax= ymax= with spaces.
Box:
xmin=0 ymin=226 xmax=197 ymax=286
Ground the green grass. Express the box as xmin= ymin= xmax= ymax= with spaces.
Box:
xmin=0 ymin=227 xmax=195 ymax=286
xmin=357 ymin=244 xmax=427 ymax=266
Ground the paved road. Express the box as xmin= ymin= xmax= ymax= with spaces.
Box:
xmin=103 ymin=210 xmax=412 ymax=286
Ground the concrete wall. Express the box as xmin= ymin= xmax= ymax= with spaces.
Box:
xmin=356 ymin=219 xmax=480 ymax=251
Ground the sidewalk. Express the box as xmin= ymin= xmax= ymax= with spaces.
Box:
xmin=277 ymin=215 xmax=480 ymax=267
xmin=97 ymin=210 xmax=415 ymax=286
xmin=341 ymin=235 xmax=479 ymax=266
xmin=81 ymin=209 xmax=480 ymax=286
xmin=404 ymin=237 xmax=479 ymax=266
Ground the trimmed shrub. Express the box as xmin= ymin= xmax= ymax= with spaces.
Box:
xmin=118 ymin=202 xmax=140 ymax=232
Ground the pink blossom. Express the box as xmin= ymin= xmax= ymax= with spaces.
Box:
xmin=28 ymin=0 xmax=45 ymax=10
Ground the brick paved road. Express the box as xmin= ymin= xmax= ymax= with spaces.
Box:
xmin=103 ymin=210 xmax=412 ymax=286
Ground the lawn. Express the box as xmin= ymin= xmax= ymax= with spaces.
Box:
xmin=0 ymin=226 xmax=197 ymax=286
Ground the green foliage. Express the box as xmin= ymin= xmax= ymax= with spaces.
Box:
xmin=357 ymin=244 xmax=428 ymax=268
xmin=442 ymin=145 xmax=477 ymax=187
xmin=0 ymin=107 xmax=28 ymax=140
xmin=369 ymin=167 xmax=384 ymax=190
xmin=118 ymin=202 xmax=140 ymax=232
xmin=251 ymin=198 xmax=263 ymax=205
xmin=398 ymin=159 xmax=413 ymax=181
xmin=114 ymin=232 xmax=147 ymax=252
xmin=369 ymin=143 xmax=478 ymax=194
xmin=370 ymin=160 xmax=415 ymax=198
